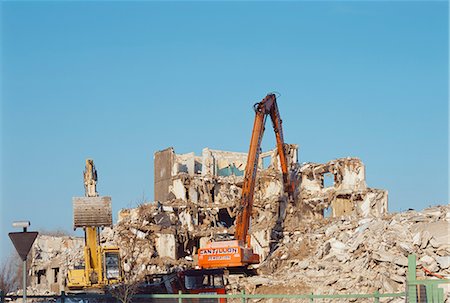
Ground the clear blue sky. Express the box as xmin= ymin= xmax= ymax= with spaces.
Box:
xmin=1 ymin=1 xmax=448 ymax=261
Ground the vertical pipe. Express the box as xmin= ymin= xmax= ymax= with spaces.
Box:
xmin=241 ymin=289 xmax=246 ymax=303
xmin=22 ymin=225 xmax=27 ymax=303
xmin=22 ymin=260 xmax=26 ymax=303
xmin=178 ymin=290 xmax=182 ymax=303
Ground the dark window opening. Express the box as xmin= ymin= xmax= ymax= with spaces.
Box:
xmin=36 ymin=269 xmax=46 ymax=285
xmin=218 ymin=208 xmax=234 ymax=228
xmin=194 ymin=161 xmax=203 ymax=174
xmin=210 ymin=187 xmax=215 ymax=203
xmin=53 ymin=268 xmax=59 ymax=283
xmin=178 ymin=237 xmax=199 ymax=258
xmin=178 ymin=164 xmax=188 ymax=173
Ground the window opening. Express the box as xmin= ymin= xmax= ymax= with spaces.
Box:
xmin=36 ymin=269 xmax=46 ymax=285
xmin=262 ymin=156 xmax=271 ymax=169
xmin=323 ymin=173 xmax=335 ymax=188
xmin=324 ymin=206 xmax=332 ymax=218
xmin=53 ymin=268 xmax=59 ymax=283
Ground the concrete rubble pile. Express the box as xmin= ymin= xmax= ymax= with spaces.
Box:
xmin=239 ymin=205 xmax=450 ymax=297
xmin=23 ymin=145 xmax=449 ymax=299
xmin=102 ymin=199 xmax=449 ymax=298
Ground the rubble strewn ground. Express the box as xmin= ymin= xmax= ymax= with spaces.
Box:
xmin=244 ymin=205 xmax=450 ymax=296
xmin=100 ymin=201 xmax=450 ymax=298
xmin=24 ymin=145 xmax=448 ymax=299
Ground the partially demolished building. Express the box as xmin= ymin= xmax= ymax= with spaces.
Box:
xmin=300 ymin=158 xmax=388 ymax=218
xmin=28 ymin=235 xmax=84 ymax=294
xmin=26 ymin=144 xmax=392 ymax=294
xmin=154 ymin=145 xmax=387 ymax=219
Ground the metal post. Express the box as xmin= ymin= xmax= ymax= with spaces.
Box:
xmin=22 ymin=226 xmax=27 ymax=303
xmin=1 ymin=290 xmax=4 ymax=303
xmin=310 ymin=292 xmax=314 ymax=303
xmin=178 ymin=290 xmax=182 ymax=303
xmin=22 ymin=259 xmax=26 ymax=303
xmin=373 ymin=290 xmax=380 ymax=303
xmin=241 ymin=289 xmax=246 ymax=303
xmin=61 ymin=291 xmax=65 ymax=303
xmin=407 ymin=254 xmax=417 ymax=303
xmin=9 ymin=222 xmax=36 ymax=303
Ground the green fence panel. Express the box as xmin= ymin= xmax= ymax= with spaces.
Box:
xmin=438 ymin=287 xmax=443 ymax=303
xmin=406 ymin=254 xmax=449 ymax=303
xmin=432 ymin=284 xmax=439 ymax=303
xmin=3 ymin=291 xmax=407 ymax=302
xmin=240 ymin=289 xmax=246 ymax=303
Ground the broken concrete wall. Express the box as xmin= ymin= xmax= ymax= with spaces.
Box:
xmin=202 ymin=148 xmax=248 ymax=177
xmin=156 ymin=233 xmax=177 ymax=259
xmin=155 ymin=145 xmax=299 ymax=205
xmin=28 ymin=235 xmax=84 ymax=294
xmin=156 ymin=148 xmax=386 ymax=221
xmin=300 ymin=158 xmax=388 ymax=218
xmin=154 ymin=147 xmax=174 ymax=202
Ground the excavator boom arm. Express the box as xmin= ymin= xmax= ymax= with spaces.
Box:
xmin=234 ymin=94 xmax=293 ymax=243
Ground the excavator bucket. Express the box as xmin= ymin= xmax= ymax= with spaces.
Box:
xmin=73 ymin=196 xmax=112 ymax=228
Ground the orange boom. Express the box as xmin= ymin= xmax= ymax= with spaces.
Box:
xmin=198 ymin=93 xmax=294 ymax=269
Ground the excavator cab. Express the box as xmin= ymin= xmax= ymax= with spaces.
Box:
xmin=103 ymin=249 xmax=122 ymax=281
xmin=181 ymin=269 xmax=225 ymax=292
xmin=138 ymin=269 xmax=226 ymax=303
xmin=180 ymin=269 xmax=226 ymax=303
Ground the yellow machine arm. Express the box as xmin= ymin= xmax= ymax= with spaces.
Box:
xmin=67 ymin=159 xmax=122 ymax=291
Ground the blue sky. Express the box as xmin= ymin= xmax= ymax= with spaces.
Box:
xmin=1 ymin=1 xmax=448 ymax=261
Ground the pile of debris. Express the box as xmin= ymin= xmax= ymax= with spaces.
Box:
xmin=101 ymin=199 xmax=449 ymax=296
xmin=239 ymin=205 xmax=450 ymax=296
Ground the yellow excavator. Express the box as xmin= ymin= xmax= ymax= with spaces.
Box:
xmin=67 ymin=159 xmax=123 ymax=291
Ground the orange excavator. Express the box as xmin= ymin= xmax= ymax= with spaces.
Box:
xmin=198 ymin=93 xmax=294 ymax=269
